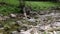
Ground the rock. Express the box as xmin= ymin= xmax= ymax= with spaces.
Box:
xmin=52 ymin=22 xmax=60 ymax=27
xmin=23 ymin=17 xmax=26 ymax=19
xmin=56 ymin=31 xmax=60 ymax=34
xmin=53 ymin=31 xmax=57 ymax=34
xmin=0 ymin=27 xmax=4 ymax=30
xmin=4 ymin=16 xmax=10 ymax=19
xmin=16 ymin=21 xmax=22 ymax=25
xmin=38 ymin=25 xmax=45 ymax=31
xmin=0 ymin=16 xmax=6 ymax=21
xmin=0 ymin=32 xmax=3 ymax=34
xmin=27 ymin=18 xmax=36 ymax=22
xmin=49 ymin=13 xmax=55 ymax=16
xmin=20 ymin=30 xmax=31 ymax=34
xmin=38 ymin=24 xmax=52 ymax=31
xmin=11 ymin=31 xmax=20 ymax=34
xmin=10 ymin=14 xmax=16 ymax=18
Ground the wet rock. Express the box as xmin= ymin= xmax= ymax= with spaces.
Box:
xmin=10 ymin=14 xmax=16 ymax=18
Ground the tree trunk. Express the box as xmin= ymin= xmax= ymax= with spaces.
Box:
xmin=20 ymin=0 xmax=27 ymax=19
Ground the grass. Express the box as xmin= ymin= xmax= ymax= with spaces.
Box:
xmin=0 ymin=0 xmax=60 ymax=14
xmin=0 ymin=0 xmax=19 ymax=6
xmin=0 ymin=0 xmax=60 ymax=10
xmin=0 ymin=5 xmax=20 ymax=15
xmin=25 ymin=1 xmax=60 ymax=10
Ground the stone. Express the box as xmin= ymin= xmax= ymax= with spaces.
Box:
xmin=10 ymin=14 xmax=16 ymax=18
xmin=27 ymin=18 xmax=36 ymax=22
xmin=0 ymin=16 xmax=6 ymax=21
xmin=38 ymin=24 xmax=52 ymax=31
xmin=52 ymin=22 xmax=60 ymax=27
xmin=56 ymin=31 xmax=60 ymax=34
xmin=49 ymin=13 xmax=55 ymax=16
xmin=11 ymin=31 xmax=20 ymax=34
xmin=20 ymin=28 xmax=35 ymax=34
xmin=0 ymin=27 xmax=4 ymax=30
xmin=23 ymin=17 xmax=26 ymax=19
xmin=20 ymin=30 xmax=31 ymax=34
xmin=53 ymin=31 xmax=57 ymax=34
xmin=38 ymin=25 xmax=45 ymax=31
xmin=16 ymin=21 xmax=22 ymax=25
xmin=0 ymin=32 xmax=3 ymax=34
xmin=4 ymin=16 xmax=10 ymax=19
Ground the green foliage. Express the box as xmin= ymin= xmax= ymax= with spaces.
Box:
xmin=0 ymin=0 xmax=20 ymax=6
xmin=25 ymin=1 xmax=60 ymax=10
xmin=0 ymin=0 xmax=20 ymax=15
xmin=0 ymin=5 xmax=20 ymax=15
xmin=0 ymin=0 xmax=60 ymax=15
